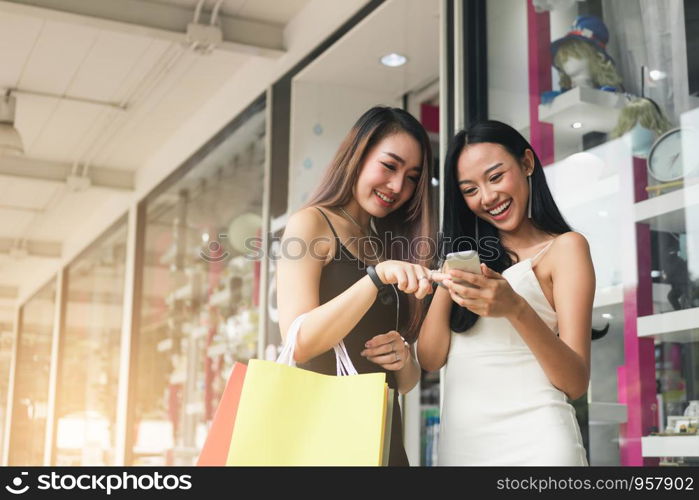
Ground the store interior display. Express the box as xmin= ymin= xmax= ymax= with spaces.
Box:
xmin=131 ymin=107 xmax=266 ymax=465
xmin=651 ymin=230 xmax=697 ymax=313
xmin=654 ymin=343 xmax=698 ymax=436
xmin=611 ymin=96 xmax=673 ymax=158
xmin=538 ymin=14 xmax=630 ymax=156
xmin=544 ymin=15 xmax=624 ymax=105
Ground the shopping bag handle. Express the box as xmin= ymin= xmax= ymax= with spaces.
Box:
xmin=276 ymin=313 xmax=358 ymax=376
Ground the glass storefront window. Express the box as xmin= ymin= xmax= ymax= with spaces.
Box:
xmin=8 ymin=279 xmax=56 ymax=465
xmin=129 ymin=100 xmax=266 ymax=465
xmin=487 ymin=0 xmax=699 ymax=465
xmin=53 ymin=217 xmax=128 ymax=465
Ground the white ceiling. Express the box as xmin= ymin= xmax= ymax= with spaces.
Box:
xmin=0 ymin=0 xmax=322 ymax=319
xmin=295 ymin=0 xmax=439 ymax=97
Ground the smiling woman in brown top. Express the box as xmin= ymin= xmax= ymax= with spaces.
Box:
xmin=276 ymin=106 xmax=435 ymax=466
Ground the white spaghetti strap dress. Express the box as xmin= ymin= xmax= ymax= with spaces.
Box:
xmin=438 ymin=241 xmax=588 ymax=466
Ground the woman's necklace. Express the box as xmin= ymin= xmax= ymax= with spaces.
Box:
xmin=339 ymin=206 xmax=371 ymax=238
xmin=337 ymin=206 xmax=380 ymax=261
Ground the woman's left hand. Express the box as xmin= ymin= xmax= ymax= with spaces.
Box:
xmin=360 ymin=330 xmax=410 ymax=371
xmin=439 ymin=263 xmax=525 ymax=319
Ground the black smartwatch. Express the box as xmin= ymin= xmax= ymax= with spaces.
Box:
xmin=366 ymin=265 xmax=387 ymax=290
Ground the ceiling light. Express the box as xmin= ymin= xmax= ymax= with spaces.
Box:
xmin=571 ymin=122 xmax=583 ymax=129
xmin=650 ymin=270 xmax=662 ymax=278
xmin=0 ymin=92 xmax=23 ymax=155
xmin=380 ymin=53 xmax=407 ymax=67
xmin=648 ymin=70 xmax=667 ymax=81
xmin=602 ymin=313 xmax=613 ymax=319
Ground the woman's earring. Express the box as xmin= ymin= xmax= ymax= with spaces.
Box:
xmin=527 ymin=175 xmax=533 ymax=219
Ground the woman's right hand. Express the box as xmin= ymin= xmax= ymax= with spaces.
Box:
xmin=374 ymin=260 xmax=434 ymax=299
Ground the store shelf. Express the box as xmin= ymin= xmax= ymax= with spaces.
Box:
xmin=593 ymin=284 xmax=623 ymax=308
xmin=637 ymin=306 xmax=699 ymax=343
xmin=641 ymin=435 xmax=699 ymax=457
xmin=634 ymin=182 xmax=699 ymax=231
xmin=538 ymin=87 xmax=626 ymax=134
xmin=588 ymin=402 xmax=627 ymax=424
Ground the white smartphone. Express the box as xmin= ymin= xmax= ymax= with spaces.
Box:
xmin=442 ymin=250 xmax=481 ymax=286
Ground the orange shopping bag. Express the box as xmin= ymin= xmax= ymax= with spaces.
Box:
xmin=196 ymin=362 xmax=247 ymax=466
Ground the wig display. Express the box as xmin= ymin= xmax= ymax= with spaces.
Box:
xmin=551 ymin=15 xmax=625 ymax=92
xmin=611 ymin=96 xmax=673 ymax=138
xmin=611 ymin=96 xmax=673 ymax=157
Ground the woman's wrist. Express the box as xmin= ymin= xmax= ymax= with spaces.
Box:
xmin=361 ymin=274 xmax=380 ymax=297
xmin=506 ymin=295 xmax=529 ymax=323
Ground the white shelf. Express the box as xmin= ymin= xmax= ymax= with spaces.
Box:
xmin=641 ymin=435 xmax=699 ymax=457
xmin=593 ymin=284 xmax=623 ymax=309
xmin=538 ymin=87 xmax=626 ymax=134
xmin=637 ymin=306 xmax=699 ymax=343
xmin=634 ymin=182 xmax=699 ymax=231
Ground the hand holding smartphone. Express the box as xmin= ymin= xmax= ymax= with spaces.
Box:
xmin=442 ymin=250 xmax=481 ymax=288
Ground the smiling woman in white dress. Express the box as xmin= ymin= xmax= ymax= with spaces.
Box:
xmin=419 ymin=120 xmax=595 ymax=466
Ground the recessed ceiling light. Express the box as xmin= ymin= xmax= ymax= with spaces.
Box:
xmin=380 ymin=53 xmax=407 ymax=67
xmin=571 ymin=122 xmax=583 ymax=129
xmin=431 ymin=177 xmax=439 ymax=187
xmin=602 ymin=313 xmax=613 ymax=319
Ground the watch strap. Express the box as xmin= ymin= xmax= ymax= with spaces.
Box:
xmin=366 ymin=265 xmax=386 ymax=290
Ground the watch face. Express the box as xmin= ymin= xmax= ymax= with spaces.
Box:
xmin=648 ymin=128 xmax=699 ymax=182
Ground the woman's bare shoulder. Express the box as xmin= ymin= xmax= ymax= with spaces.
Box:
xmin=282 ymin=206 xmax=335 ymax=261
xmin=548 ymin=231 xmax=593 ymax=273
xmin=285 ymin=206 xmax=330 ymax=237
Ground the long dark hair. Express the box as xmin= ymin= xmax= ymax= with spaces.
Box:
xmin=304 ymin=106 xmax=434 ymax=342
xmin=442 ymin=120 xmax=607 ymax=338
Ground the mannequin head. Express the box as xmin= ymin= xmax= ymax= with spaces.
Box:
xmin=553 ymin=38 xmax=623 ymax=91
xmin=551 ymin=15 xmax=623 ymax=92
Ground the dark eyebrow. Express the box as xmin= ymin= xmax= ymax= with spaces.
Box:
xmin=458 ymin=162 xmax=503 ymax=185
xmin=382 ymin=152 xmax=405 ymax=164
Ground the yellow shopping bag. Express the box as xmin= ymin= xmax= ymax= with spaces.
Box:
xmin=226 ymin=359 xmax=389 ymax=466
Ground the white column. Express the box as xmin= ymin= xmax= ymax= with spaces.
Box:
xmin=453 ymin=0 xmax=465 ymax=131
xmin=42 ymin=270 xmax=64 ymax=465
xmin=439 ymin=0 xmax=449 ymax=232
xmin=257 ymin=88 xmax=273 ymax=360
xmin=2 ymin=305 xmax=21 ymax=465
xmin=114 ymin=204 xmax=139 ymax=465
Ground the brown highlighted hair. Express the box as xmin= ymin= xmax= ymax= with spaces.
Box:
xmin=304 ymin=106 xmax=434 ymax=342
